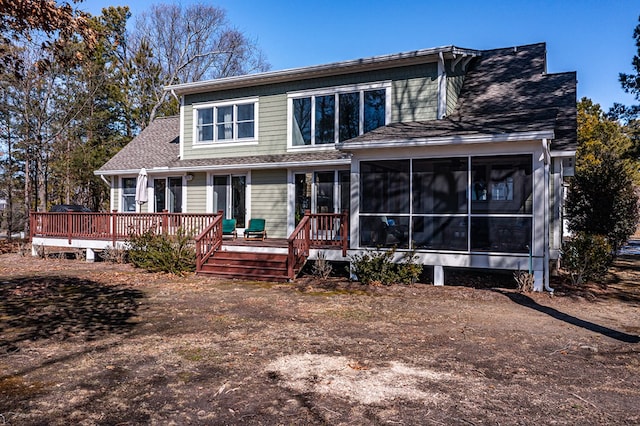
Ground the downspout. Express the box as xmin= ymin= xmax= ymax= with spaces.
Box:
xmin=99 ymin=174 xmax=110 ymax=186
xmin=542 ymin=139 xmax=554 ymax=293
xmin=437 ymin=52 xmax=447 ymax=119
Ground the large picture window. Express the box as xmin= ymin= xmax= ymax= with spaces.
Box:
xmin=290 ymin=84 xmax=389 ymax=147
xmin=359 ymin=154 xmax=533 ymax=253
xmin=195 ymin=100 xmax=256 ymax=143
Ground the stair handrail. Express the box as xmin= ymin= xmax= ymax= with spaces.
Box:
xmin=287 ymin=211 xmax=311 ymax=280
xmin=195 ymin=211 xmax=224 ymax=272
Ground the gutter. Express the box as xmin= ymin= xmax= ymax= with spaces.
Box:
xmin=337 ymin=130 xmax=555 ymax=151
xmin=166 ymin=46 xmax=481 ymax=96
xmin=93 ymin=157 xmax=352 ymax=177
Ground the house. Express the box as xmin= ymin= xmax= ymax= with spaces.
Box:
xmin=94 ymin=42 xmax=576 ymax=290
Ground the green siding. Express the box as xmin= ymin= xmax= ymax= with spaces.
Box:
xmin=392 ymin=77 xmax=439 ymax=122
xmin=182 ymin=62 xmax=440 ymax=159
xmin=183 ymin=94 xmax=288 ymax=160
xmin=113 ymin=180 xmax=120 ymax=211
xmin=186 ymin=172 xmax=207 ymax=212
xmin=250 ymin=169 xmax=288 ymax=238
xmin=446 ymin=75 xmax=465 ymax=115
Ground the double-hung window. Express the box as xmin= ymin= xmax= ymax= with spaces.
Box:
xmin=290 ymin=83 xmax=390 ymax=147
xmin=195 ymin=99 xmax=257 ymax=143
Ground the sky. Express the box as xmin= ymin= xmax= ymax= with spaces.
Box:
xmin=79 ymin=0 xmax=639 ymax=112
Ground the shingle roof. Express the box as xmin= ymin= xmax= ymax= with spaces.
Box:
xmin=96 ymin=115 xmax=349 ymax=174
xmin=341 ymin=43 xmax=577 ymax=152
xmin=97 ymin=116 xmax=180 ymax=172
xmin=98 ymin=43 xmax=576 ymax=174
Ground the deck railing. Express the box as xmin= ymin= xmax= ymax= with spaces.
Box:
xmin=30 ymin=210 xmax=217 ymax=245
xmin=287 ymin=210 xmax=349 ymax=279
xmin=194 ymin=211 xmax=224 ymax=271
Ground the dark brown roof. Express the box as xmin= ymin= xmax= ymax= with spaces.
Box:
xmin=342 ymin=43 xmax=577 ymax=152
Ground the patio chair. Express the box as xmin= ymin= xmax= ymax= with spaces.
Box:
xmin=244 ymin=218 xmax=267 ymax=241
xmin=222 ymin=218 xmax=237 ymax=240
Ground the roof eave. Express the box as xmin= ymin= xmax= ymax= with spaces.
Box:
xmin=94 ymin=158 xmax=352 ymax=176
xmin=336 ymin=130 xmax=556 ymax=151
xmin=166 ymin=46 xmax=481 ymax=96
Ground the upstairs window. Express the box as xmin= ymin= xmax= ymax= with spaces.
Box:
xmin=290 ymin=83 xmax=389 ymax=147
xmin=195 ymin=99 xmax=257 ymax=143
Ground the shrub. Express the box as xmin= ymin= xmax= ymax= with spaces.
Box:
xmin=561 ymin=232 xmax=612 ymax=286
xmin=566 ymin=150 xmax=639 ymax=255
xmin=311 ymin=251 xmax=333 ymax=279
xmin=100 ymin=245 xmax=128 ymax=263
xmin=127 ymin=228 xmax=195 ymax=275
xmin=350 ymin=247 xmax=423 ymax=285
xmin=513 ymin=270 xmax=534 ymax=292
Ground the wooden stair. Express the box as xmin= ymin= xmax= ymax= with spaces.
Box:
xmin=198 ymin=250 xmax=291 ymax=281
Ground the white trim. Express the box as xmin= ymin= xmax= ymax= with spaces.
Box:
xmin=179 ymin=97 xmax=185 ymax=160
xmin=94 ymin=158 xmax=351 ymax=177
xmin=109 ymin=176 xmax=115 ymax=211
xmin=206 ymin=172 xmax=213 ymax=213
xmin=287 ymin=81 xmax=392 ymax=98
xmin=192 ymin=97 xmax=259 ymax=145
xmin=287 ymin=81 xmax=392 ymax=150
xmin=191 ymin=141 xmax=259 ymax=149
xmin=337 ymin=130 xmax=555 ymax=150
xmin=246 ymin=171 xmax=252 ymax=224
xmin=166 ymin=46 xmax=480 ymax=96
xmin=549 ymin=150 xmax=576 ymax=158
xmin=182 ymin=175 xmax=188 ymax=213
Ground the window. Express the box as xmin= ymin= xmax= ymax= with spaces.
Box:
xmin=290 ymin=84 xmax=389 ymax=147
xmin=359 ymin=154 xmax=534 ymax=253
xmin=195 ymin=100 xmax=256 ymax=143
xmin=154 ymin=177 xmax=183 ymax=213
xmin=122 ymin=178 xmax=136 ymax=212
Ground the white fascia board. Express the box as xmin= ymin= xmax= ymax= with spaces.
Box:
xmin=166 ymin=158 xmax=351 ymax=173
xmin=94 ymin=159 xmax=351 ymax=176
xmin=550 ymin=150 xmax=576 ymax=158
xmin=337 ymin=130 xmax=555 ymax=151
xmin=166 ymin=46 xmax=480 ymax=96
xmin=94 ymin=169 xmax=139 ymax=176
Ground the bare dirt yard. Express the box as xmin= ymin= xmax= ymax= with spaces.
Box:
xmin=1 ymin=249 xmax=639 ymax=425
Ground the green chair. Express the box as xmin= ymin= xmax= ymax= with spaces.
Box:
xmin=244 ymin=218 xmax=267 ymax=241
xmin=222 ymin=218 xmax=237 ymax=240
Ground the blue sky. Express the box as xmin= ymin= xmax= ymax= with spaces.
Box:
xmin=80 ymin=0 xmax=639 ymax=111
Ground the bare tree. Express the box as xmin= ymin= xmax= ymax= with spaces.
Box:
xmin=133 ymin=3 xmax=270 ymax=124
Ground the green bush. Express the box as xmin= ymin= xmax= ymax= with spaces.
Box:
xmin=127 ymin=228 xmax=196 ymax=275
xmin=566 ymin=150 xmax=639 ymax=255
xmin=561 ymin=232 xmax=612 ymax=286
xmin=350 ymin=247 xmax=423 ymax=285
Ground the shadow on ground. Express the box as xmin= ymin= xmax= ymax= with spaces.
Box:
xmin=0 ymin=276 xmax=144 ymax=352
xmin=495 ymin=290 xmax=640 ymax=343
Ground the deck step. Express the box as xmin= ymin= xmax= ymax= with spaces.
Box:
xmin=198 ymin=250 xmax=290 ymax=281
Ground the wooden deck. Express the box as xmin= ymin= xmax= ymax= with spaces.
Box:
xmin=30 ymin=210 xmax=350 ymax=280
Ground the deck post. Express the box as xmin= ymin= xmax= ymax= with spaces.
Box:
xmin=67 ymin=211 xmax=72 ymax=244
xmin=111 ymin=210 xmax=117 ymax=246
xmin=162 ymin=209 xmax=169 ymax=234
xmin=341 ymin=209 xmax=349 ymax=257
